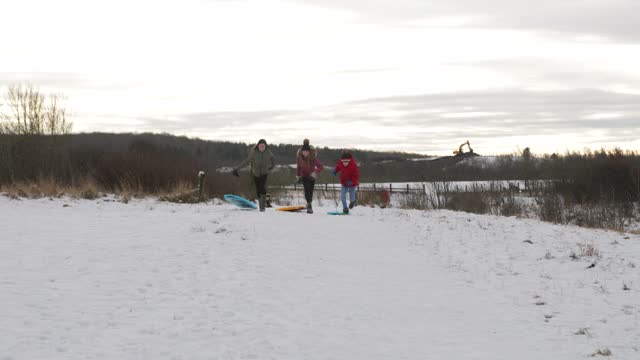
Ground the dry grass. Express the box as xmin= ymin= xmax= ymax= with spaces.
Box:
xmin=1 ymin=179 xmax=60 ymax=199
xmin=493 ymin=191 xmax=524 ymax=217
xmin=574 ymin=328 xmax=591 ymax=336
xmin=158 ymin=181 xmax=201 ymax=203
xmin=446 ymin=192 xmax=489 ymax=214
xmin=591 ymin=348 xmax=612 ymax=357
xmin=578 ymin=244 xmax=601 ymax=258
xmin=565 ymin=203 xmax=631 ymax=232
xmin=538 ymin=192 xmax=564 ymax=223
xmin=0 ymin=174 xmax=246 ymax=204
xmin=0 ymin=177 xmax=107 ymax=201
xmin=0 ymin=177 xmax=101 ymax=200
xmin=398 ymin=192 xmax=430 ymax=210
xmin=71 ymin=178 xmax=101 ymax=200
xmin=358 ymin=190 xmax=391 ymax=208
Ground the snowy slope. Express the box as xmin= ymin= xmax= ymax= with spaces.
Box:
xmin=1 ymin=196 xmax=638 ymax=359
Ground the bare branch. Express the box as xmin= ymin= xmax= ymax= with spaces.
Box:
xmin=0 ymin=84 xmax=72 ymax=135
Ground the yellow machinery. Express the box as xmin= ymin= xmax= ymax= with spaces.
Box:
xmin=453 ymin=140 xmax=473 ymax=155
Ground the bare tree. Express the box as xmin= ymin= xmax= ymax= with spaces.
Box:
xmin=0 ymin=85 xmax=72 ymax=135
xmin=425 ymin=181 xmax=451 ymax=209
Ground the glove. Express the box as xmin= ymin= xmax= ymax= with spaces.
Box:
xmin=296 ymin=176 xmax=303 ymax=184
xmin=232 ymin=169 xmax=239 ymax=177
xmin=310 ymin=172 xmax=317 ymax=179
xmin=346 ymin=180 xmax=353 ymax=186
xmin=332 ymin=169 xmax=337 ymax=176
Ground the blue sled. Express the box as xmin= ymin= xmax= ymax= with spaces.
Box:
xmin=224 ymin=194 xmax=257 ymax=209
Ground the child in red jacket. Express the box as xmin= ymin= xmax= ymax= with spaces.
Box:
xmin=333 ymin=152 xmax=359 ymax=214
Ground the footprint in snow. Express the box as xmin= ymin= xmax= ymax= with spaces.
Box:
xmin=191 ymin=226 xmax=206 ymax=233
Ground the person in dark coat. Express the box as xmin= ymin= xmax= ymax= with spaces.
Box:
xmin=233 ymin=139 xmax=275 ymax=211
xmin=296 ymin=139 xmax=323 ymax=214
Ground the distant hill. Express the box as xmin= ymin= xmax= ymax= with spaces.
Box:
xmin=2 ymin=133 xmax=637 ymax=189
xmin=65 ymin=132 xmax=431 ymax=167
xmin=0 ymin=132 xmax=434 ymax=189
xmin=0 ymin=131 xmax=557 ymax=187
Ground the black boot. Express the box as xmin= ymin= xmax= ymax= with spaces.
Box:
xmin=259 ymin=195 xmax=266 ymax=212
xmin=343 ymin=207 xmax=349 ymax=214
xmin=307 ymin=202 xmax=313 ymax=214
xmin=265 ymin=194 xmax=272 ymax=208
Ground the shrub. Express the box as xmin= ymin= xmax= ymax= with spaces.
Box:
xmin=398 ymin=192 xmax=430 ymax=210
xmin=446 ymin=192 xmax=489 ymax=214
xmin=496 ymin=192 xmax=524 ymax=217
xmin=538 ymin=192 xmax=564 ymax=223
xmin=358 ymin=190 xmax=391 ymax=208
xmin=578 ymin=244 xmax=600 ymax=258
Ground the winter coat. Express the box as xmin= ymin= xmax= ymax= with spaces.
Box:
xmin=235 ymin=143 xmax=276 ymax=177
xmin=296 ymin=148 xmax=324 ymax=179
xmin=334 ymin=153 xmax=359 ymax=187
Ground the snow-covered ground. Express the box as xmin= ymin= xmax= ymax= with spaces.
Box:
xmin=1 ymin=196 xmax=639 ymax=359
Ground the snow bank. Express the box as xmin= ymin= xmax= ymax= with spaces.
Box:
xmin=1 ymin=197 xmax=638 ymax=359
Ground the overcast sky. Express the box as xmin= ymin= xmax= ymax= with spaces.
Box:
xmin=1 ymin=0 xmax=639 ymax=154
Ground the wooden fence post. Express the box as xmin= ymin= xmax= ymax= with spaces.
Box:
xmin=198 ymin=171 xmax=206 ymax=202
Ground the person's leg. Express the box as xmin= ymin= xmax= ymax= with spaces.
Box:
xmin=257 ymin=175 xmax=271 ymax=207
xmin=349 ymin=186 xmax=357 ymax=208
xmin=308 ymin=178 xmax=316 ymax=213
xmin=302 ymin=178 xmax=314 ymax=213
xmin=253 ymin=176 xmax=261 ymax=199
xmin=309 ymin=179 xmax=316 ymax=202
xmin=265 ymin=176 xmax=270 ymax=195
xmin=257 ymin=175 xmax=267 ymax=211
xmin=255 ymin=175 xmax=267 ymax=197
xmin=307 ymin=178 xmax=315 ymax=203
xmin=303 ymin=178 xmax=312 ymax=203
xmin=341 ymin=186 xmax=348 ymax=211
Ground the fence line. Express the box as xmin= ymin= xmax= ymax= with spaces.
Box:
xmin=273 ymin=183 xmax=421 ymax=194
xmin=271 ymin=180 xmax=549 ymax=195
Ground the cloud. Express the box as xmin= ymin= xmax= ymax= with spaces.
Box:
xmin=286 ymin=0 xmax=640 ymax=42
xmin=0 ymin=73 xmax=146 ymax=93
xmin=0 ymin=73 xmax=91 ymax=90
xmin=2 ymin=1 xmax=637 ymax=155
xmin=453 ymin=57 xmax=640 ymax=90
xmin=334 ymin=68 xmax=399 ymax=74
xmin=120 ymin=89 xmax=640 ymax=154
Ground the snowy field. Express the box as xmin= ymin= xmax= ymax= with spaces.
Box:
xmin=1 ymin=196 xmax=639 ymax=359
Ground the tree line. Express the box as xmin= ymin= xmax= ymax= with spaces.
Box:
xmin=1 ymin=85 xmax=638 ymax=203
